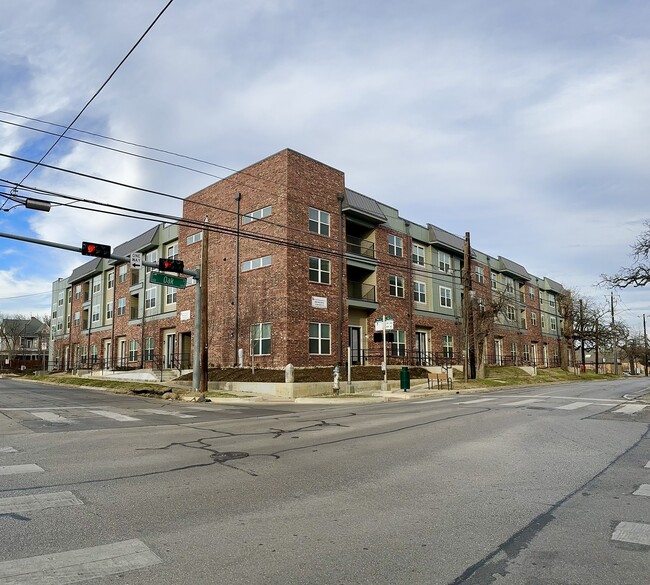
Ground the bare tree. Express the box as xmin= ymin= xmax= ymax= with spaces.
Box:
xmin=471 ymin=291 xmax=508 ymax=379
xmin=0 ymin=313 xmax=29 ymax=369
xmin=602 ymin=220 xmax=650 ymax=287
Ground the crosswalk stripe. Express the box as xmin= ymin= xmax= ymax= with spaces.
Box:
xmin=456 ymin=398 xmax=495 ymax=404
xmin=633 ymin=484 xmax=650 ymax=497
xmin=646 ymin=461 xmax=650 ymax=469
xmin=0 ymin=538 xmax=162 ymax=583
xmin=415 ymin=398 xmax=456 ymax=404
xmin=501 ymin=399 xmax=541 ymax=406
xmin=556 ymin=401 xmax=592 ymax=410
xmin=0 ymin=491 xmax=83 ymax=514
xmin=613 ymin=404 xmax=647 ymax=415
xmin=0 ymin=464 xmax=44 ymax=475
xmin=611 ymin=521 xmax=650 ymax=546
xmin=0 ymin=446 xmax=17 ymax=453
xmin=88 ymin=410 xmax=140 ymax=422
xmin=29 ymin=412 xmax=72 ymax=424
xmin=139 ymin=408 xmax=197 ymax=419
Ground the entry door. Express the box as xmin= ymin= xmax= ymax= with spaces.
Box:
xmin=542 ymin=344 xmax=549 ymax=368
xmin=348 ymin=326 xmax=362 ymax=365
xmin=104 ymin=340 xmax=112 ymax=369
xmin=165 ymin=332 xmax=177 ymax=368
xmin=494 ymin=339 xmax=503 ymax=366
xmin=118 ymin=338 xmax=126 ymax=368
xmin=415 ymin=331 xmax=428 ymax=365
xmin=531 ymin=343 xmax=538 ymax=367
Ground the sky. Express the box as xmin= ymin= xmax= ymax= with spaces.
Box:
xmin=0 ymin=0 xmax=649 ymax=330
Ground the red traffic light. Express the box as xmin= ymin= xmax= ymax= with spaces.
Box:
xmin=81 ymin=241 xmax=111 ymax=258
xmin=158 ymin=257 xmax=184 ymax=273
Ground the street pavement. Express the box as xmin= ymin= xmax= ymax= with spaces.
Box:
xmin=0 ymin=376 xmax=648 ymax=584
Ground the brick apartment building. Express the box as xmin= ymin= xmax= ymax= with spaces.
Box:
xmin=50 ymin=149 xmax=567 ymax=373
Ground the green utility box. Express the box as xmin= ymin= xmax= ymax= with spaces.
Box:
xmin=400 ymin=366 xmax=410 ymax=391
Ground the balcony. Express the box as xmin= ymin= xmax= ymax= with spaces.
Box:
xmin=346 ymin=236 xmax=375 ymax=259
xmin=347 ymin=281 xmax=378 ymax=310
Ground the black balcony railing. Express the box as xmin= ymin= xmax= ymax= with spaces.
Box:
xmin=347 ymin=281 xmax=376 ymax=302
xmin=346 ymin=236 xmax=375 ymax=259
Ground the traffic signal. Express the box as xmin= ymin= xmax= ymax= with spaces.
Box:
xmin=158 ymin=257 xmax=184 ymax=273
xmin=81 ymin=241 xmax=111 ymax=258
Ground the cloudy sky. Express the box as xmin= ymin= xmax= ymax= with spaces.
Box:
xmin=1 ymin=0 xmax=649 ymax=330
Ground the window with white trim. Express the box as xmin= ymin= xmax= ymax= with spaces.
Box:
xmin=241 ymin=255 xmax=272 ymax=272
xmin=107 ymin=271 xmax=114 ymax=289
xmin=308 ymin=208 xmax=330 ymax=236
xmin=144 ymin=337 xmax=154 ymax=361
xmin=541 ymin=315 xmax=546 ymax=329
xmin=389 ymin=275 xmax=404 ymax=298
xmin=504 ymin=276 xmax=514 ymax=294
xmin=80 ymin=345 xmax=88 ymax=364
xmin=523 ymin=345 xmax=530 ymax=361
xmin=187 ymin=232 xmax=203 ymax=245
xmin=58 ymin=291 xmax=64 ymax=306
xmin=106 ymin=301 xmax=113 ymax=320
xmin=475 ymin=266 xmax=484 ymax=284
xmin=145 ymin=287 xmax=156 ymax=309
xmin=438 ymin=251 xmax=451 ymax=272
xmin=506 ymin=305 xmax=516 ymax=321
xmin=129 ymin=339 xmax=138 ymax=362
xmin=440 ymin=286 xmax=452 ymax=308
xmin=118 ymin=264 xmax=128 ymax=283
xmin=91 ymin=304 xmax=100 ymax=323
xmin=388 ymin=234 xmax=403 ymax=257
xmin=92 ymin=276 xmax=101 ymax=294
xmin=442 ymin=335 xmax=454 ymax=358
xmin=550 ymin=316 xmax=557 ymax=331
xmin=145 ymin=250 xmax=158 ymax=274
xmin=167 ymin=242 xmax=179 ymax=260
xmin=309 ymin=322 xmax=331 ymax=354
xmin=531 ymin=311 xmax=537 ymax=326
xmin=549 ymin=295 xmax=556 ymax=308
xmin=74 ymin=311 xmax=80 ymax=327
xmin=511 ymin=342 xmax=517 ymax=360
xmin=75 ymin=285 xmax=81 ymax=299
xmin=491 ymin=272 xmax=498 ymax=290
xmin=412 ymin=243 xmax=425 ymax=266
xmin=251 ymin=323 xmax=271 ymax=355
xmin=413 ymin=281 xmax=426 ymax=303
xmin=309 ymin=257 xmax=330 ymax=284
xmin=391 ymin=330 xmax=406 ymax=357
xmin=90 ymin=344 xmax=98 ymax=364
xmin=166 ymin=286 xmax=177 ymax=305
xmin=528 ymin=286 xmax=535 ymax=300
xmin=117 ymin=297 xmax=126 ymax=316
xmin=242 ymin=205 xmax=272 ymax=224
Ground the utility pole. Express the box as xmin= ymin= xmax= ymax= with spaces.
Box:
xmin=611 ymin=292 xmax=618 ymax=375
xmin=233 ymin=193 xmax=241 ymax=367
xmin=579 ymin=299 xmax=585 ymax=372
xmin=594 ymin=320 xmax=599 ymax=374
xmin=200 ymin=217 xmax=209 ymax=394
xmin=462 ymin=232 xmax=472 ymax=381
xmin=644 ymin=314 xmax=648 ymax=377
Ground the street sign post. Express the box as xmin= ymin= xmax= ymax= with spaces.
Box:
xmin=150 ymin=271 xmax=187 ymax=289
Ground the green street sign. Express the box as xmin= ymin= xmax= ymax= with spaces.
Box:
xmin=150 ymin=271 xmax=187 ymax=289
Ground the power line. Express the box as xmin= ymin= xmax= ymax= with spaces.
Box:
xmin=0 ymin=291 xmax=51 ymax=300
xmin=17 ymin=0 xmax=176 ymax=186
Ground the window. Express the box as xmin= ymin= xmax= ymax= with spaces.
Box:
xmin=92 ymin=277 xmax=101 ymax=294
xmin=66 ymin=315 xmax=71 ymax=330
xmin=251 ymin=323 xmax=271 ymax=355
xmin=107 ymin=271 xmax=114 ymax=290
xmin=52 ymin=309 xmax=57 ymax=319
xmin=118 ymin=265 xmax=128 ymax=283
xmin=90 ymin=345 xmax=98 ymax=364
xmin=74 ymin=311 xmax=80 ymax=327
xmin=550 ymin=316 xmax=557 ymax=331
xmin=528 ymin=286 xmax=535 ymax=300
xmin=412 ymin=244 xmax=425 ymax=266
xmin=75 ymin=285 xmax=81 ymax=299
xmin=145 ymin=250 xmax=158 ymax=273
xmin=309 ymin=257 xmax=330 ymax=284
xmin=549 ymin=295 xmax=556 ymax=309
xmin=187 ymin=232 xmax=203 ymax=245
xmin=106 ymin=302 xmax=113 ymax=320
xmin=145 ymin=287 xmax=156 ymax=309
xmin=91 ymin=304 xmax=100 ymax=323
xmin=309 ymin=322 xmax=331 ymax=354
xmin=506 ymin=305 xmax=516 ymax=321
xmin=491 ymin=272 xmax=498 ymax=290
xmin=80 ymin=345 xmax=87 ymax=364
xmin=475 ymin=266 xmax=484 ymax=284
xmin=442 ymin=335 xmax=454 ymax=358
xmin=440 ymin=286 xmax=452 ymax=308
xmin=166 ymin=286 xmax=177 ymax=305
xmin=391 ymin=330 xmax=406 ymax=357
xmin=388 ymin=234 xmax=403 ymax=257
xmin=242 ymin=205 xmax=272 ymax=224
xmin=438 ymin=251 xmax=451 ymax=272
xmin=144 ymin=337 xmax=154 ymax=361
xmin=413 ymin=281 xmax=426 ymax=303
xmin=504 ymin=277 xmax=514 ymax=294
xmin=531 ymin=312 xmax=537 ymax=326
xmin=166 ymin=242 xmax=179 ymax=260
xmin=117 ymin=297 xmax=126 ymax=316
xmin=389 ymin=275 xmax=404 ymax=297
xmin=511 ymin=343 xmax=517 ymax=360
xmin=129 ymin=340 xmax=138 ymax=362
xmin=541 ymin=315 xmax=546 ymax=329
xmin=241 ymin=255 xmax=272 ymax=272
xmin=523 ymin=345 xmax=530 ymax=361
xmin=308 ymin=208 xmax=330 ymax=236
xmin=58 ymin=292 xmax=64 ymax=306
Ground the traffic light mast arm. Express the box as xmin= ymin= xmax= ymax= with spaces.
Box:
xmin=0 ymin=231 xmax=199 ymax=279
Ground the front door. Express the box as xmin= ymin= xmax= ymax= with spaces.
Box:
xmin=165 ymin=332 xmax=177 ymax=369
xmin=415 ymin=331 xmax=428 ymax=365
xmin=494 ymin=339 xmax=503 ymax=366
xmin=117 ymin=337 xmax=126 ymax=368
xmin=104 ymin=340 xmax=112 ymax=369
xmin=348 ymin=326 xmax=362 ymax=365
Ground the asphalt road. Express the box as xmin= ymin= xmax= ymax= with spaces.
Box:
xmin=1 ymin=376 xmax=649 ymax=584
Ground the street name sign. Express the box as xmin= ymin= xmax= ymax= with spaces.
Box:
xmin=150 ymin=271 xmax=187 ymax=289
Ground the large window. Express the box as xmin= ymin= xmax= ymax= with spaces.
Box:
xmin=391 ymin=330 xmax=406 ymax=357
xmin=129 ymin=340 xmax=138 ymax=362
xmin=145 ymin=287 xmax=156 ymax=309
xmin=504 ymin=277 xmax=514 ymax=294
xmin=117 ymin=297 xmax=126 ymax=316
xmin=549 ymin=295 xmax=556 ymax=309
xmin=506 ymin=305 xmax=516 ymax=321
xmin=241 ymin=255 xmax=272 ymax=272
xmin=242 ymin=205 xmax=272 ymax=224
xmin=438 ymin=251 xmax=451 ymax=272
xmin=91 ymin=304 xmax=100 ymax=323
xmin=309 ymin=257 xmax=330 ymax=284
xmin=106 ymin=302 xmax=114 ymax=320
xmin=388 ymin=234 xmax=403 ymax=257
xmin=475 ymin=266 xmax=484 ymax=284
xmin=491 ymin=272 xmax=498 ymax=290
xmin=309 ymin=322 xmax=331 ymax=355
xmin=118 ymin=265 xmax=128 ymax=283
xmin=442 ymin=335 xmax=454 ymax=358
xmin=107 ymin=271 xmax=114 ymax=290
xmin=166 ymin=286 xmax=177 ymax=305
xmin=531 ymin=311 xmax=537 ymax=326
xmin=308 ymin=208 xmax=330 ymax=236
xmin=145 ymin=250 xmax=158 ymax=274
xmin=251 ymin=323 xmax=271 ymax=355
xmin=92 ymin=277 xmax=101 ymax=295
xmin=412 ymin=244 xmax=425 ymax=266
xmin=413 ymin=281 xmax=426 ymax=304
xmin=550 ymin=316 xmax=557 ymax=331
xmin=440 ymin=286 xmax=452 ymax=308
xmin=144 ymin=337 xmax=154 ymax=361
xmin=389 ymin=275 xmax=404 ymax=298
xmin=166 ymin=242 xmax=179 ymax=260
xmin=187 ymin=232 xmax=203 ymax=245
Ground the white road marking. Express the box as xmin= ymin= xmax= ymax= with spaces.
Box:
xmin=0 ymin=446 xmax=17 ymax=453
xmin=415 ymin=398 xmax=456 ymax=404
xmin=139 ymin=408 xmax=197 ymax=419
xmin=501 ymin=399 xmax=542 ymax=406
xmin=555 ymin=401 xmax=593 ymax=410
xmin=0 ymin=491 xmax=83 ymax=514
xmin=633 ymin=484 xmax=650 ymax=497
xmin=612 ymin=521 xmax=650 ymax=546
xmin=88 ymin=410 xmax=140 ymax=422
xmin=0 ymin=407 xmax=95 ymax=411
xmin=0 ymin=538 xmax=162 ymax=583
xmin=456 ymin=398 xmax=496 ymax=404
xmin=613 ymin=404 xmax=647 ymax=415
xmin=0 ymin=464 xmax=44 ymax=475
xmin=646 ymin=461 xmax=650 ymax=469
xmin=29 ymin=412 xmax=72 ymax=424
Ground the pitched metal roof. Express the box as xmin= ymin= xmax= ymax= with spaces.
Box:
xmin=69 ymin=258 xmax=102 ymax=283
xmin=113 ymin=225 xmax=159 ymax=257
xmin=343 ymin=188 xmax=387 ymax=223
xmin=541 ymin=277 xmax=566 ymax=294
xmin=2 ymin=317 xmax=45 ymax=337
xmin=427 ymin=224 xmax=465 ymax=254
xmin=497 ymin=256 xmax=531 ymax=281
